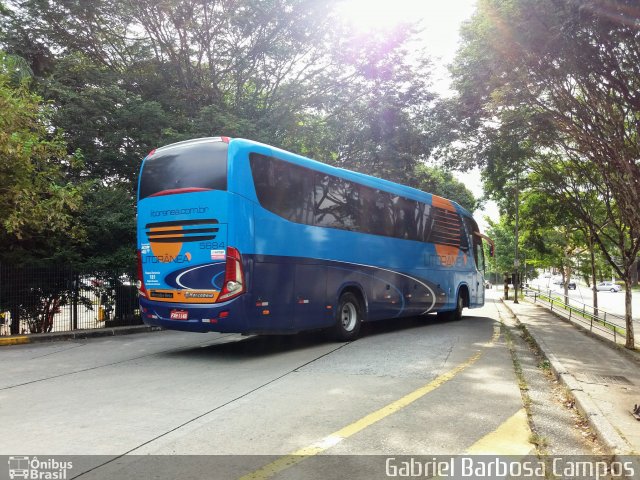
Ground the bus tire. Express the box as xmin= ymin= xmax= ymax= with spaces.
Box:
xmin=333 ymin=292 xmax=362 ymax=341
xmin=437 ymin=292 xmax=464 ymax=322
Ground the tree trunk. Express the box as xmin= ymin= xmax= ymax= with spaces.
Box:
xmin=589 ymin=235 xmax=598 ymax=318
xmin=624 ymin=277 xmax=635 ymax=349
xmin=563 ymin=250 xmax=571 ymax=306
xmin=10 ymin=306 xmax=20 ymax=335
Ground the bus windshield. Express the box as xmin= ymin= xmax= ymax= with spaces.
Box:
xmin=139 ymin=139 xmax=228 ymax=199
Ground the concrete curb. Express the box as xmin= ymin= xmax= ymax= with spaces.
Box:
xmin=501 ymin=299 xmax=634 ymax=457
xmin=0 ymin=325 xmax=163 ymax=346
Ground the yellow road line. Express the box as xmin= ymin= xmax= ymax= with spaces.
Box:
xmin=0 ymin=336 xmax=30 ymax=346
xmin=239 ymin=326 xmax=501 ymax=480
xmin=465 ymin=408 xmax=533 ymax=455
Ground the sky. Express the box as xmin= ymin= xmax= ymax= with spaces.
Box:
xmin=336 ymin=0 xmax=499 ymax=231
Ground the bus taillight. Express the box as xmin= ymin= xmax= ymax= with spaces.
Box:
xmin=136 ymin=250 xmax=148 ymax=298
xmin=217 ymin=247 xmax=245 ymax=302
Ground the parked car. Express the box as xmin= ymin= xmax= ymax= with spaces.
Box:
xmin=555 ymin=280 xmax=576 ymax=289
xmin=595 ymin=281 xmax=621 ymax=292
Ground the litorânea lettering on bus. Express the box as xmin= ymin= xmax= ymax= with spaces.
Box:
xmin=143 ymin=254 xmax=192 ymax=264
xmin=150 ymin=206 xmax=209 ymax=217
xmin=425 ymin=254 xmax=466 ymax=268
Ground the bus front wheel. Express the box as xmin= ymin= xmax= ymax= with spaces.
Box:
xmin=437 ymin=292 xmax=464 ymax=322
xmin=333 ymin=292 xmax=362 ymax=341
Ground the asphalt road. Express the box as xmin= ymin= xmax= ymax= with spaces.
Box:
xmin=0 ymin=293 xmax=602 ymax=479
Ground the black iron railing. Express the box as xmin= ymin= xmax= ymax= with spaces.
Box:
xmin=522 ymin=286 xmax=626 ymax=343
xmin=0 ymin=265 xmax=141 ymax=335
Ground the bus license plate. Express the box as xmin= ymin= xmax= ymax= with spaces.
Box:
xmin=170 ymin=310 xmax=188 ymax=320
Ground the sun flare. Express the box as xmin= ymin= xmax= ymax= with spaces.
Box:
xmin=335 ymin=0 xmax=423 ymax=32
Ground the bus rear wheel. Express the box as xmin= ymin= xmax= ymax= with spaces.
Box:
xmin=333 ymin=292 xmax=362 ymax=341
xmin=437 ymin=292 xmax=464 ymax=322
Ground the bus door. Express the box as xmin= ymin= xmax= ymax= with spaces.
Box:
xmin=471 ymin=233 xmax=486 ymax=306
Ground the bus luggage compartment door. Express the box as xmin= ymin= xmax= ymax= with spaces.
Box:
xmin=251 ymin=261 xmax=293 ymax=332
xmin=294 ymin=263 xmax=328 ymax=330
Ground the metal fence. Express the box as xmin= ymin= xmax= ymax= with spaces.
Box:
xmin=0 ymin=264 xmax=141 ymax=335
xmin=522 ymin=286 xmax=626 ymax=343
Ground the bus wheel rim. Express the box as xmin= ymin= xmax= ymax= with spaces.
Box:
xmin=341 ymin=302 xmax=357 ymax=331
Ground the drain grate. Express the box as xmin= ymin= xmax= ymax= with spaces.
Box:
xmin=579 ymin=374 xmax=633 ymax=386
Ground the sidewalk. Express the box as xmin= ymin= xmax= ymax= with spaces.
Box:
xmin=0 ymin=324 xmax=162 ymax=346
xmin=501 ymin=296 xmax=640 ymax=457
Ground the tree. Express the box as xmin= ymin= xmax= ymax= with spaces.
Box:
xmin=444 ymin=0 xmax=639 ymax=348
xmin=0 ymin=52 xmax=89 ymax=333
xmin=4 ymin=0 xmax=436 ymax=188
xmin=486 ymin=216 xmax=516 ymax=277
xmin=0 ymin=53 xmax=85 ymax=258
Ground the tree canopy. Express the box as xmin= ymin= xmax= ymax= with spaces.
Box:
xmin=1 ymin=0 xmax=473 ymax=270
xmin=444 ymin=0 xmax=640 ymax=348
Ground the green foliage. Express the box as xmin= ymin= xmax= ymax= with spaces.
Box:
xmin=412 ymin=164 xmax=478 ymax=213
xmin=0 ymin=53 xmax=86 ymax=262
xmin=485 ymin=216 xmax=515 ymax=275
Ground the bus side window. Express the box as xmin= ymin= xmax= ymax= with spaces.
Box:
xmin=359 ymin=186 xmax=385 ymax=236
xmin=315 ymin=174 xmax=341 ymax=229
xmin=250 ymin=153 xmax=314 ymax=224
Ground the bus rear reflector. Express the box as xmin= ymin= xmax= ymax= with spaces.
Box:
xmin=216 ymin=246 xmax=245 ymax=302
xmin=136 ymin=250 xmax=147 ymax=298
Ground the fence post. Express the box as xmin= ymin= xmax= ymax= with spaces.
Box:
xmin=72 ymin=272 xmax=79 ymax=330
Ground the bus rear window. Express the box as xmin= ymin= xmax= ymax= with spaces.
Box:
xmin=139 ymin=139 xmax=228 ymax=200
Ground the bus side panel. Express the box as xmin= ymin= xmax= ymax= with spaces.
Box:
xmin=250 ymin=259 xmax=294 ymax=332
xmin=294 ymin=263 xmax=330 ymax=330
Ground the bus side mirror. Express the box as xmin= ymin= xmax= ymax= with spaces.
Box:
xmin=474 ymin=231 xmax=495 ymax=258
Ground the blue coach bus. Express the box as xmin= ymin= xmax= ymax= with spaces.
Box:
xmin=136 ymin=137 xmax=493 ymax=340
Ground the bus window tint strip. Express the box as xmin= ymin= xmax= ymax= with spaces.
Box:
xmin=249 ymin=153 xmax=468 ymax=248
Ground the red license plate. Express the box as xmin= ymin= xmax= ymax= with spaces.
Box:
xmin=170 ymin=310 xmax=188 ymax=320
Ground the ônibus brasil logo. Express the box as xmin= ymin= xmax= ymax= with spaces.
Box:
xmin=7 ymin=456 xmax=73 ymax=480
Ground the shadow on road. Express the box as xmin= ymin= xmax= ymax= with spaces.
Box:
xmin=160 ymin=312 xmax=494 ymax=360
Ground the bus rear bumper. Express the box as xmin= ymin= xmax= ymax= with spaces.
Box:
xmin=139 ymin=297 xmax=248 ymax=333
